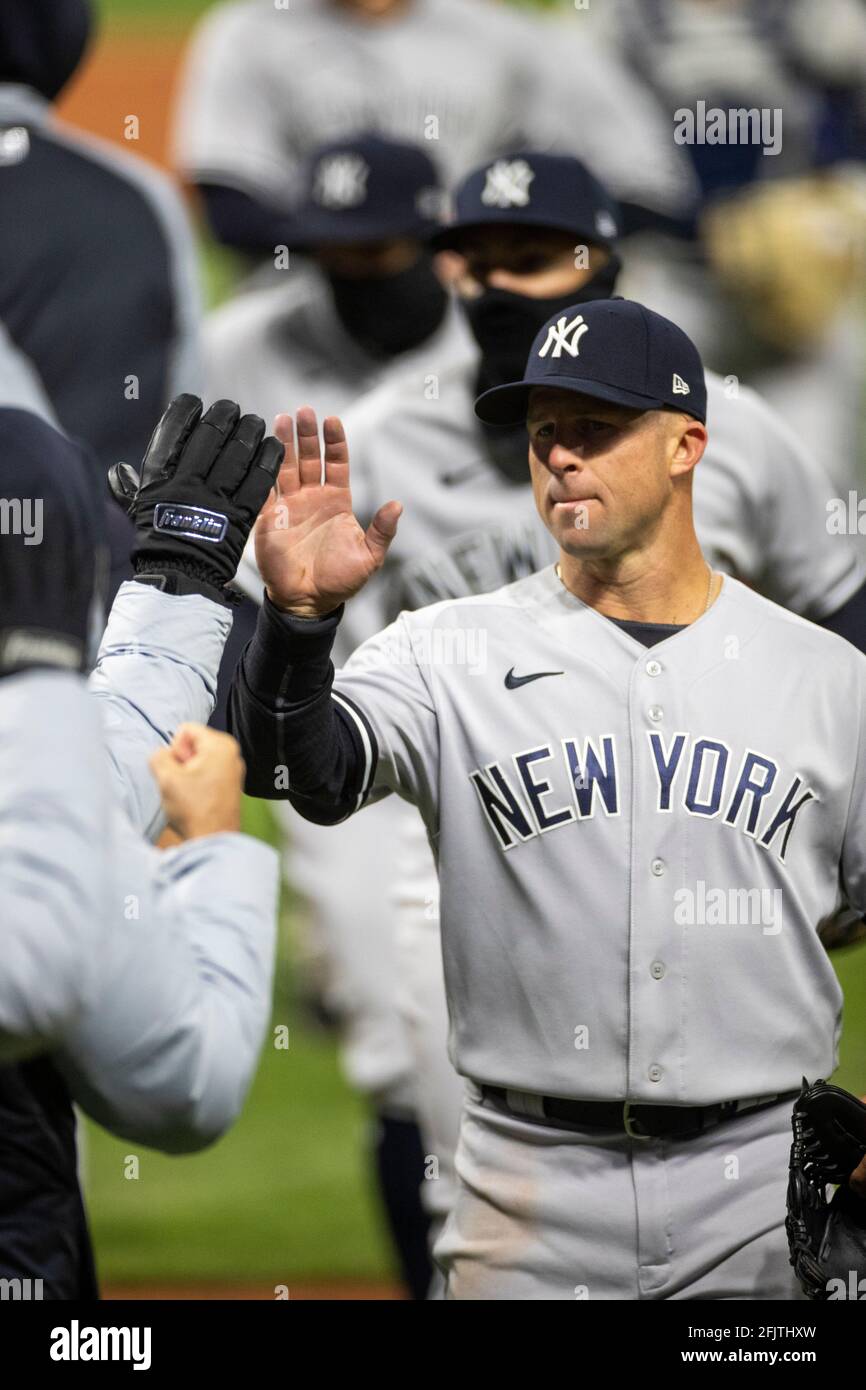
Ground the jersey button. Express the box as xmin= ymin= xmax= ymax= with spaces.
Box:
xmin=648 ymin=1064 xmax=663 ymax=1083
xmin=648 ymin=705 xmax=664 ymax=723
xmin=646 ymin=659 xmax=662 ymax=677
xmin=651 ymin=857 xmax=665 ymax=876
xmin=650 ymin=961 xmax=666 ymax=980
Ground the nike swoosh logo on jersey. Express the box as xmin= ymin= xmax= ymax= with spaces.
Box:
xmin=504 ymin=667 xmax=565 ymax=689
xmin=438 ymin=460 xmax=487 ymax=487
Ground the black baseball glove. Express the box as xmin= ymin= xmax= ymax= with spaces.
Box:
xmin=109 ymin=395 xmax=282 ymax=605
xmin=786 ymin=1078 xmax=866 ymax=1299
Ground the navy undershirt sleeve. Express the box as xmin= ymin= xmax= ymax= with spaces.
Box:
xmin=227 ymin=595 xmax=374 ymax=822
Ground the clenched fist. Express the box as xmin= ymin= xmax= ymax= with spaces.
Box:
xmin=150 ymin=723 xmax=245 ymax=841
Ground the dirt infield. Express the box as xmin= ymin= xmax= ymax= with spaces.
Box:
xmin=57 ymin=31 xmax=184 ymax=171
xmin=105 ymin=1282 xmax=403 ymax=1301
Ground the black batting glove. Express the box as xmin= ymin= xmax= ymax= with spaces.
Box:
xmin=108 ymin=395 xmax=283 ymax=605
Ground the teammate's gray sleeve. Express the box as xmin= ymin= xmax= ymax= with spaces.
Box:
xmin=532 ymin=24 xmax=697 ymax=218
xmin=0 ymin=322 xmax=59 ymax=424
xmin=174 ymin=1 xmax=297 ymax=205
xmin=72 ymin=579 xmax=278 ymax=1151
xmin=697 ymin=381 xmax=865 ymax=620
xmin=0 ymin=673 xmax=109 ymax=1060
xmin=53 ymin=819 xmax=278 ymax=1153
xmin=89 ymin=582 xmax=232 ymax=842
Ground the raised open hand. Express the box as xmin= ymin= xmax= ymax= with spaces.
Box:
xmin=255 ymin=407 xmax=402 ymax=618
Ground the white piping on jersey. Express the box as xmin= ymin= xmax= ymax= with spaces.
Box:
xmin=332 ymin=690 xmax=375 ymax=812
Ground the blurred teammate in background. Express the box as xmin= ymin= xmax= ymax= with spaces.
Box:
xmin=206 ymin=132 xmax=467 ymax=1298
xmin=0 ymin=0 xmax=202 ymax=596
xmin=599 ymin=0 xmax=866 ymax=491
xmin=174 ymin=0 xmax=541 ymax=257
xmin=174 ymin=0 xmax=700 ymax=265
xmin=0 ymin=401 xmax=280 ymax=1298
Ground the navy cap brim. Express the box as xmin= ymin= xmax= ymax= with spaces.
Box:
xmin=431 ymin=213 xmax=617 ymax=253
xmin=290 ymin=210 xmax=437 ymax=251
xmin=475 ymin=375 xmax=706 ymax=425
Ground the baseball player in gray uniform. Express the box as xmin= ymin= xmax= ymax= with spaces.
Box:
xmin=338 ymin=151 xmax=866 ymax=1250
xmin=598 ymin=0 xmax=866 ymax=493
xmin=230 ymin=297 xmax=866 ymax=1298
xmin=0 ymin=407 xmax=110 ymax=1061
xmin=174 ymin=0 xmax=541 ymax=253
xmin=174 ymin=0 xmax=696 ymax=258
xmin=0 ymin=402 xmax=281 ymax=1149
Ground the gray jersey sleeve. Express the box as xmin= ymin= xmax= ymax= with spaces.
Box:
xmin=53 ymin=820 xmax=278 ymax=1153
xmin=0 ymin=322 xmax=59 ymax=423
xmin=0 ymin=673 xmax=109 ymax=1060
xmin=174 ymin=1 xmax=298 ymax=204
xmin=333 ymin=612 xmax=440 ymax=825
xmin=89 ymin=582 xmax=232 ymax=841
xmin=71 ymin=580 xmax=278 ymax=1151
xmin=532 ymin=22 xmax=698 ymax=218
xmin=697 ymin=380 xmax=865 ymax=620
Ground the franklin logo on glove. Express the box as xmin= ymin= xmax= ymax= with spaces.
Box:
xmin=153 ymin=502 xmax=229 ymax=544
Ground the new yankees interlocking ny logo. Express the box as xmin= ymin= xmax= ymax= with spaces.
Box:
xmin=0 ymin=126 xmax=29 ymax=167
xmin=313 ymin=153 xmax=369 ymax=209
xmin=538 ymin=314 xmax=589 ymax=359
xmin=481 ymin=158 xmax=535 ymax=209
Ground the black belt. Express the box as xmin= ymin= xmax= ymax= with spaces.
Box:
xmin=480 ymin=1085 xmax=799 ymax=1141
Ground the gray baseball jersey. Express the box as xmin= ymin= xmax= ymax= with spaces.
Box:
xmin=174 ymin=0 xmax=539 ymax=202
xmin=205 ymin=273 xmax=470 ymax=454
xmin=332 ymin=568 xmax=861 ymax=1102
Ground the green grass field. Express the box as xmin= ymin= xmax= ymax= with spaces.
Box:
xmin=94 ymin=0 xmax=566 ymax=28
xmin=80 ymin=0 xmax=866 ymax=1291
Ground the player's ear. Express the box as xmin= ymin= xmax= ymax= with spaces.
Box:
xmin=669 ymin=416 xmax=707 ymax=480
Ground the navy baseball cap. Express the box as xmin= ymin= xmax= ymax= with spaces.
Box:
xmin=292 ymin=133 xmax=445 ymax=248
xmin=474 ymin=298 xmax=707 ymax=425
xmin=432 ymin=151 xmax=620 ymax=252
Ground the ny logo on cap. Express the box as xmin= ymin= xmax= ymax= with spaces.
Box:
xmin=0 ymin=126 xmax=29 ymax=167
xmin=313 ymin=153 xmax=369 ymax=209
xmin=538 ymin=314 xmax=589 ymax=359
xmin=672 ymin=373 xmax=690 ymax=395
xmin=595 ymin=209 xmax=617 ymax=240
xmin=481 ymin=159 xmax=535 ymax=209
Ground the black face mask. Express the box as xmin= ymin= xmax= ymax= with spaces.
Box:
xmin=326 ymin=252 xmax=448 ymax=359
xmin=461 ymin=255 xmax=621 ymax=482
